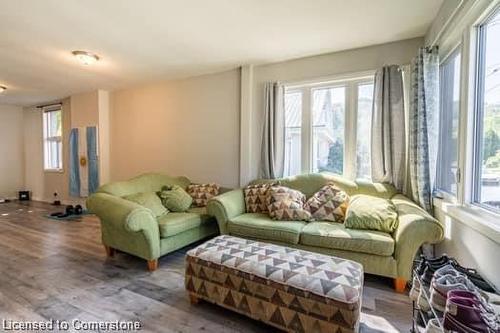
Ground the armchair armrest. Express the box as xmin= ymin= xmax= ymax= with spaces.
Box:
xmin=392 ymin=194 xmax=444 ymax=280
xmin=86 ymin=192 xmax=160 ymax=259
xmin=207 ymin=189 xmax=245 ymax=234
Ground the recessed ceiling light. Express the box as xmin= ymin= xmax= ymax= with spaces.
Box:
xmin=72 ymin=50 xmax=99 ymax=65
xmin=0 ymin=86 xmax=6 ymax=93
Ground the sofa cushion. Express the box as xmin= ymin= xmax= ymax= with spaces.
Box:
xmin=304 ymin=183 xmax=349 ymax=222
xmin=244 ymin=182 xmax=277 ymax=213
xmin=228 ymin=213 xmax=306 ymax=244
xmin=157 ymin=185 xmax=193 ymax=212
xmin=300 ymin=222 xmax=395 ymax=256
xmin=157 ymin=211 xmax=213 ymax=238
xmin=122 ymin=192 xmax=167 ymax=217
xmin=345 ymin=195 xmax=398 ymax=233
xmin=267 ymin=186 xmax=311 ymax=221
xmin=187 ymin=183 xmax=220 ymax=207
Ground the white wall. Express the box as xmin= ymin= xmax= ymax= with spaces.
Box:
xmin=110 ymin=69 xmax=240 ymax=187
xmin=0 ymin=105 xmax=24 ymax=198
xmin=241 ymin=37 xmax=423 ymax=184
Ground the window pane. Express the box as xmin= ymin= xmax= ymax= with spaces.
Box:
xmin=43 ymin=109 xmax=63 ymax=170
xmin=437 ymin=51 xmax=461 ymax=195
xmin=284 ymin=91 xmax=302 ymax=177
xmin=312 ymin=86 xmax=345 ymax=174
xmin=476 ymin=10 xmax=500 ymax=209
xmin=356 ymin=83 xmax=374 ymax=179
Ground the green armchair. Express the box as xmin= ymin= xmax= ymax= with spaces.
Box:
xmin=207 ymin=173 xmax=444 ymax=292
xmin=87 ymin=173 xmax=219 ymax=271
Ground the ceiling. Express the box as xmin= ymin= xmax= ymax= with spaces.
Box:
xmin=0 ymin=0 xmax=443 ymax=106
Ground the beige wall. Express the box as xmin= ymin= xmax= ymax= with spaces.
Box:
xmin=241 ymin=37 xmax=423 ymax=183
xmin=23 ymin=91 xmax=109 ymax=203
xmin=0 ymin=105 xmax=24 ymax=198
xmin=110 ymin=69 xmax=241 ymax=187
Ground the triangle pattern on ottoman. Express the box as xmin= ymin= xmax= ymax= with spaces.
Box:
xmin=185 ymin=235 xmax=363 ymax=333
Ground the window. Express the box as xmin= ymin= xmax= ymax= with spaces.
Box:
xmin=473 ymin=8 xmax=500 ymax=211
xmin=43 ymin=108 xmax=63 ymax=171
xmin=437 ymin=49 xmax=461 ymax=196
xmin=284 ymin=91 xmax=302 ymax=177
xmin=356 ymin=83 xmax=374 ymax=179
xmin=284 ymin=75 xmax=374 ymax=179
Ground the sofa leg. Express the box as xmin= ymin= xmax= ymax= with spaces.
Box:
xmin=147 ymin=259 xmax=158 ymax=272
xmin=104 ymin=245 xmax=115 ymax=257
xmin=189 ymin=293 xmax=200 ymax=305
xmin=394 ymin=277 xmax=407 ymax=293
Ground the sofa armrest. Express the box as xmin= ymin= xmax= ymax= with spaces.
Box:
xmin=392 ymin=194 xmax=444 ymax=280
xmin=86 ymin=192 xmax=160 ymax=259
xmin=207 ymin=189 xmax=245 ymax=234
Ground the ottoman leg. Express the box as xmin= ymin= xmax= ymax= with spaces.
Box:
xmin=394 ymin=277 xmax=407 ymax=293
xmin=189 ymin=293 xmax=200 ymax=305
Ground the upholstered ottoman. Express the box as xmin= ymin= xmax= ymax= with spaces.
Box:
xmin=185 ymin=235 xmax=363 ymax=333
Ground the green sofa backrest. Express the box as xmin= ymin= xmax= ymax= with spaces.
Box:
xmin=250 ymin=172 xmax=398 ymax=199
xmin=97 ymin=173 xmax=191 ymax=197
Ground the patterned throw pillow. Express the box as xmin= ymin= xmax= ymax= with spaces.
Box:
xmin=267 ymin=186 xmax=311 ymax=221
xmin=244 ymin=183 xmax=277 ymax=213
xmin=186 ymin=183 xmax=220 ymax=207
xmin=304 ymin=183 xmax=349 ymax=222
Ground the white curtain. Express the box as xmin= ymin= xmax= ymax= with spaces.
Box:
xmin=260 ymin=82 xmax=285 ymax=179
xmin=371 ymin=65 xmax=406 ymax=192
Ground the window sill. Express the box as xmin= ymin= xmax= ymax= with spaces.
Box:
xmin=434 ymin=198 xmax=500 ymax=244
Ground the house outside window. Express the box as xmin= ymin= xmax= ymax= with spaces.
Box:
xmin=284 ymin=74 xmax=374 ymax=179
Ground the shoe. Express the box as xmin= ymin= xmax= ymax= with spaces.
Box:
xmin=452 ymin=262 xmax=497 ymax=293
xmin=417 ymin=284 xmax=432 ymax=311
xmin=430 ymin=274 xmax=481 ymax=313
xmin=424 ymin=318 xmax=443 ymax=333
xmin=448 ymin=290 xmax=499 ymax=321
xmin=432 ymin=264 xmax=464 ymax=281
xmin=444 ymin=296 xmax=500 ymax=333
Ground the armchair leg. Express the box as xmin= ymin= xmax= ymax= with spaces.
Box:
xmin=147 ymin=259 xmax=158 ymax=272
xmin=104 ymin=245 xmax=115 ymax=257
xmin=394 ymin=277 xmax=407 ymax=293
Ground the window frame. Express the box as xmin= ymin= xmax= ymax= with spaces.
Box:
xmin=283 ymin=71 xmax=375 ymax=179
xmin=42 ymin=107 xmax=63 ymax=172
xmin=436 ymin=46 xmax=462 ymax=199
xmin=471 ymin=6 xmax=500 ymax=214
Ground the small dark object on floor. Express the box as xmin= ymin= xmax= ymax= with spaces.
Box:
xmin=0 ymin=199 xmax=11 ymax=204
xmin=53 ymin=200 xmax=61 ymax=206
xmin=66 ymin=205 xmax=75 ymax=215
xmin=18 ymin=191 xmax=30 ymax=201
xmin=74 ymin=204 xmax=83 ymax=215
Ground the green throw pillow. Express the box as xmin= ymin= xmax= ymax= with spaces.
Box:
xmin=157 ymin=185 xmax=193 ymax=212
xmin=123 ymin=192 xmax=168 ymax=217
xmin=344 ymin=195 xmax=398 ymax=233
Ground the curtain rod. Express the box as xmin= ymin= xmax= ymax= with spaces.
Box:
xmin=36 ymin=102 xmax=62 ymax=109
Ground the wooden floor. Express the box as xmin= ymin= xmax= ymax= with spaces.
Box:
xmin=0 ymin=201 xmax=412 ymax=332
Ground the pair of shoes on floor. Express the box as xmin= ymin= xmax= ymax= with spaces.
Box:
xmin=410 ymin=255 xmax=453 ymax=302
xmin=410 ymin=255 xmax=456 ymax=310
xmin=443 ymin=290 xmax=500 ymax=333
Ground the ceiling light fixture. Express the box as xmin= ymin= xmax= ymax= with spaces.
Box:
xmin=0 ymin=86 xmax=6 ymax=93
xmin=72 ymin=50 xmax=99 ymax=65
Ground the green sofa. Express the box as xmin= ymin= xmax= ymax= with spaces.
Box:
xmin=87 ymin=173 xmax=219 ymax=271
xmin=207 ymin=173 xmax=444 ymax=291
